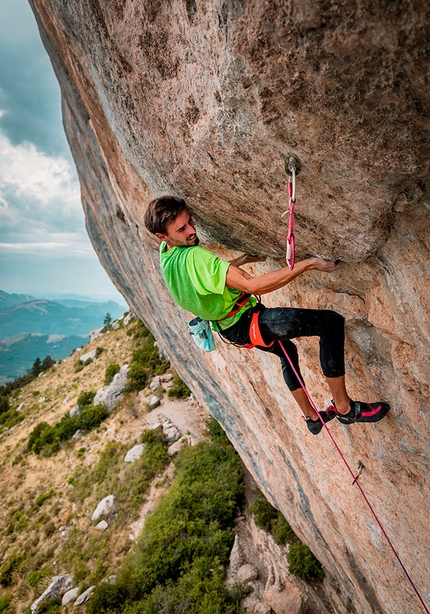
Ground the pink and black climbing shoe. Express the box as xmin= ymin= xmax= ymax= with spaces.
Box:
xmin=335 ymin=400 xmax=390 ymax=424
xmin=305 ymin=407 xmax=337 ymax=435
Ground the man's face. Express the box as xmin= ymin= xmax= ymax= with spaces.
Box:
xmin=156 ymin=209 xmax=200 ymax=248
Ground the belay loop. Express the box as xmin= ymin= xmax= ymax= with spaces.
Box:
xmin=282 ymin=154 xmax=301 ymax=270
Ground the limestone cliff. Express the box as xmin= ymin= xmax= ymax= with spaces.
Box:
xmin=28 ymin=1 xmax=430 ymax=612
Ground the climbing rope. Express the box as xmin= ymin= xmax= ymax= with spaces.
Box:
xmin=282 ymin=155 xmax=300 ymax=270
xmin=277 ymin=340 xmax=430 ymax=614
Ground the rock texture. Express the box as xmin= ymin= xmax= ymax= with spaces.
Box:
xmin=29 ymin=1 xmax=430 ymax=613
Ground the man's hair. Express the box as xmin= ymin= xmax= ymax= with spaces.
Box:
xmin=144 ymin=195 xmax=187 ymax=235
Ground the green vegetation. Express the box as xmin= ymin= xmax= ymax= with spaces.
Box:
xmin=0 ymin=553 xmax=25 ymax=587
xmin=167 ymin=374 xmax=191 ymax=399
xmin=27 ymin=399 xmax=109 ymax=456
xmin=127 ymin=322 xmax=170 ymax=391
xmin=86 ymin=419 xmax=246 ymax=614
xmin=105 ymin=362 xmax=120 ymax=385
xmin=0 ymin=594 xmax=12 ymax=613
xmin=249 ymin=493 xmax=324 ymax=582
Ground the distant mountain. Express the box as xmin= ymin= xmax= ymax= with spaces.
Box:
xmin=0 ymin=291 xmax=127 ymax=340
xmin=0 ymin=290 xmax=35 ymax=309
xmin=0 ymin=332 xmax=88 ymax=380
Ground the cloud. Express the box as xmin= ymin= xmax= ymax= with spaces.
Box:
xmin=0 ymin=128 xmax=88 ymax=247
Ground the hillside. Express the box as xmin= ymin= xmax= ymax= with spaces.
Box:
xmin=0 ymin=316 xmax=210 ymax=612
xmin=0 ymin=333 xmax=88 ymax=381
xmin=0 ymin=295 xmax=125 ymax=339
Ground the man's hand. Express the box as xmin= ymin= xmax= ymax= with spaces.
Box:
xmin=307 ymin=257 xmax=342 ymax=272
xmin=228 ymin=254 xmax=267 ymax=267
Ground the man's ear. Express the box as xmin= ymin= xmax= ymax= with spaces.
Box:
xmin=155 ymin=232 xmax=167 ymax=241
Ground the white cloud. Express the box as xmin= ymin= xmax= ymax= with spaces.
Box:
xmin=0 ymin=124 xmax=90 ymax=253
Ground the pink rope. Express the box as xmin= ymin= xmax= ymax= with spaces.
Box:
xmin=277 ymin=340 xmax=430 ymax=614
xmin=286 ymin=178 xmax=295 ymax=270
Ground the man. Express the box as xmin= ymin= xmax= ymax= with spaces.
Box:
xmin=144 ymin=195 xmax=389 ymax=435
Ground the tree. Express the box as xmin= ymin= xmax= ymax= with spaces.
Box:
xmin=103 ymin=312 xmax=113 ymax=327
xmin=31 ymin=358 xmax=42 ymax=377
xmin=42 ymin=355 xmax=55 ymax=371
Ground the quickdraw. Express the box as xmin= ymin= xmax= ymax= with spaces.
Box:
xmin=282 ymin=154 xmax=301 ymax=270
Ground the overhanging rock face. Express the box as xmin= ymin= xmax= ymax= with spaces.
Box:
xmin=29 ymin=1 xmax=430 ymax=612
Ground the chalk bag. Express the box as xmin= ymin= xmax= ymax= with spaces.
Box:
xmin=188 ymin=317 xmax=216 ymax=352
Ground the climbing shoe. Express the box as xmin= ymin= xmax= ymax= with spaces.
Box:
xmin=335 ymin=400 xmax=390 ymax=424
xmin=305 ymin=407 xmax=337 ymax=435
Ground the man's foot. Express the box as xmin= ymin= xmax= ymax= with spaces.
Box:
xmin=334 ymin=400 xmax=390 ymax=424
xmin=305 ymin=407 xmax=337 ymax=435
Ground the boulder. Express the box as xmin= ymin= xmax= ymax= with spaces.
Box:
xmin=124 ymin=443 xmax=146 ymax=463
xmin=94 ymin=364 xmax=129 ymax=410
xmin=238 ymin=563 xmax=258 ymax=583
xmin=89 ymin=328 xmax=102 ymax=341
xmin=150 ymin=376 xmax=161 ymax=391
xmin=72 ymin=429 xmax=84 ymax=441
xmin=62 ymin=587 xmax=80 ymax=606
xmin=148 ymin=395 xmax=161 ymax=409
xmin=96 ymin=520 xmax=109 ymax=530
xmin=112 ymin=321 xmax=120 ymax=330
xmin=123 ymin=312 xmax=135 ymax=326
xmin=92 ymin=495 xmax=116 ymax=520
xmin=31 ymin=574 xmax=73 ymax=613
xmin=80 ymin=349 xmax=98 ymax=364
xmin=264 ymin=581 xmax=305 ymax=614
xmin=74 ymin=585 xmax=96 ymax=606
xmin=70 ymin=405 xmax=81 ymax=417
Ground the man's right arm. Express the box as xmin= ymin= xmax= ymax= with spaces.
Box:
xmin=225 ymin=258 xmax=341 ymax=295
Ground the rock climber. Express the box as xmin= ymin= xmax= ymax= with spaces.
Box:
xmin=144 ymin=195 xmax=390 ymax=435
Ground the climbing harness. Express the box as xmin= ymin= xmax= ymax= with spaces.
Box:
xmin=216 ymin=296 xmax=274 ymax=350
xmin=277 ymin=339 xmax=430 ymax=614
xmin=282 ymin=154 xmax=301 ymax=270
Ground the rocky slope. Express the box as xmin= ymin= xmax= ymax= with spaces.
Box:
xmin=28 ymin=1 xmax=430 ymax=612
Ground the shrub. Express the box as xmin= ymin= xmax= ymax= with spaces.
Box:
xmin=77 ymin=390 xmax=96 ymax=409
xmin=27 ymin=403 xmax=109 ymax=456
xmin=0 ymin=395 xmax=10 ymax=415
xmin=105 ymin=362 xmax=120 ymax=385
xmin=0 ymin=594 xmax=11 ymax=613
xmin=287 ymin=542 xmax=324 ymax=582
xmin=35 ymin=492 xmax=54 ymax=508
xmin=0 ymin=552 xmax=25 ymax=587
xmin=127 ymin=332 xmax=169 ymax=392
xmin=167 ymin=374 xmax=191 ymax=399
xmin=28 ymin=568 xmax=51 ymax=588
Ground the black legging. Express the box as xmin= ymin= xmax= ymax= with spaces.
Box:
xmin=219 ymin=305 xmax=345 ymax=391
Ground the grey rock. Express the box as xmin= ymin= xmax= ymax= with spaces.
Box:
xmin=17 ymin=403 xmax=25 ymax=412
xmin=72 ymin=429 xmax=84 ymax=441
xmin=124 ymin=443 xmax=146 ymax=463
xmin=62 ymin=587 xmax=80 ymax=606
xmin=31 ymin=574 xmax=73 ymax=613
xmin=92 ymin=494 xmax=116 ymax=520
xmin=150 ymin=376 xmax=161 ymax=391
xmin=94 ymin=364 xmax=129 ymax=410
xmin=63 ymin=395 xmax=71 ymax=404
xmin=70 ymin=405 xmax=81 ymax=417
xmin=149 ymin=395 xmax=161 ymax=409
xmin=123 ymin=312 xmax=135 ymax=326
xmin=74 ymin=585 xmax=95 ymax=606
xmin=112 ymin=321 xmax=120 ymax=330
xmin=80 ymin=349 xmax=98 ymax=364
xmin=89 ymin=328 xmax=102 ymax=341
xmin=160 ymin=373 xmax=174 ymax=382
xmin=96 ymin=520 xmax=109 ymax=530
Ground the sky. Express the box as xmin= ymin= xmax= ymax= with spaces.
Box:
xmin=0 ymin=0 xmax=126 ymax=303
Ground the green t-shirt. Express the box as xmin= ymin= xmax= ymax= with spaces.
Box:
xmin=160 ymin=243 xmax=256 ymax=328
